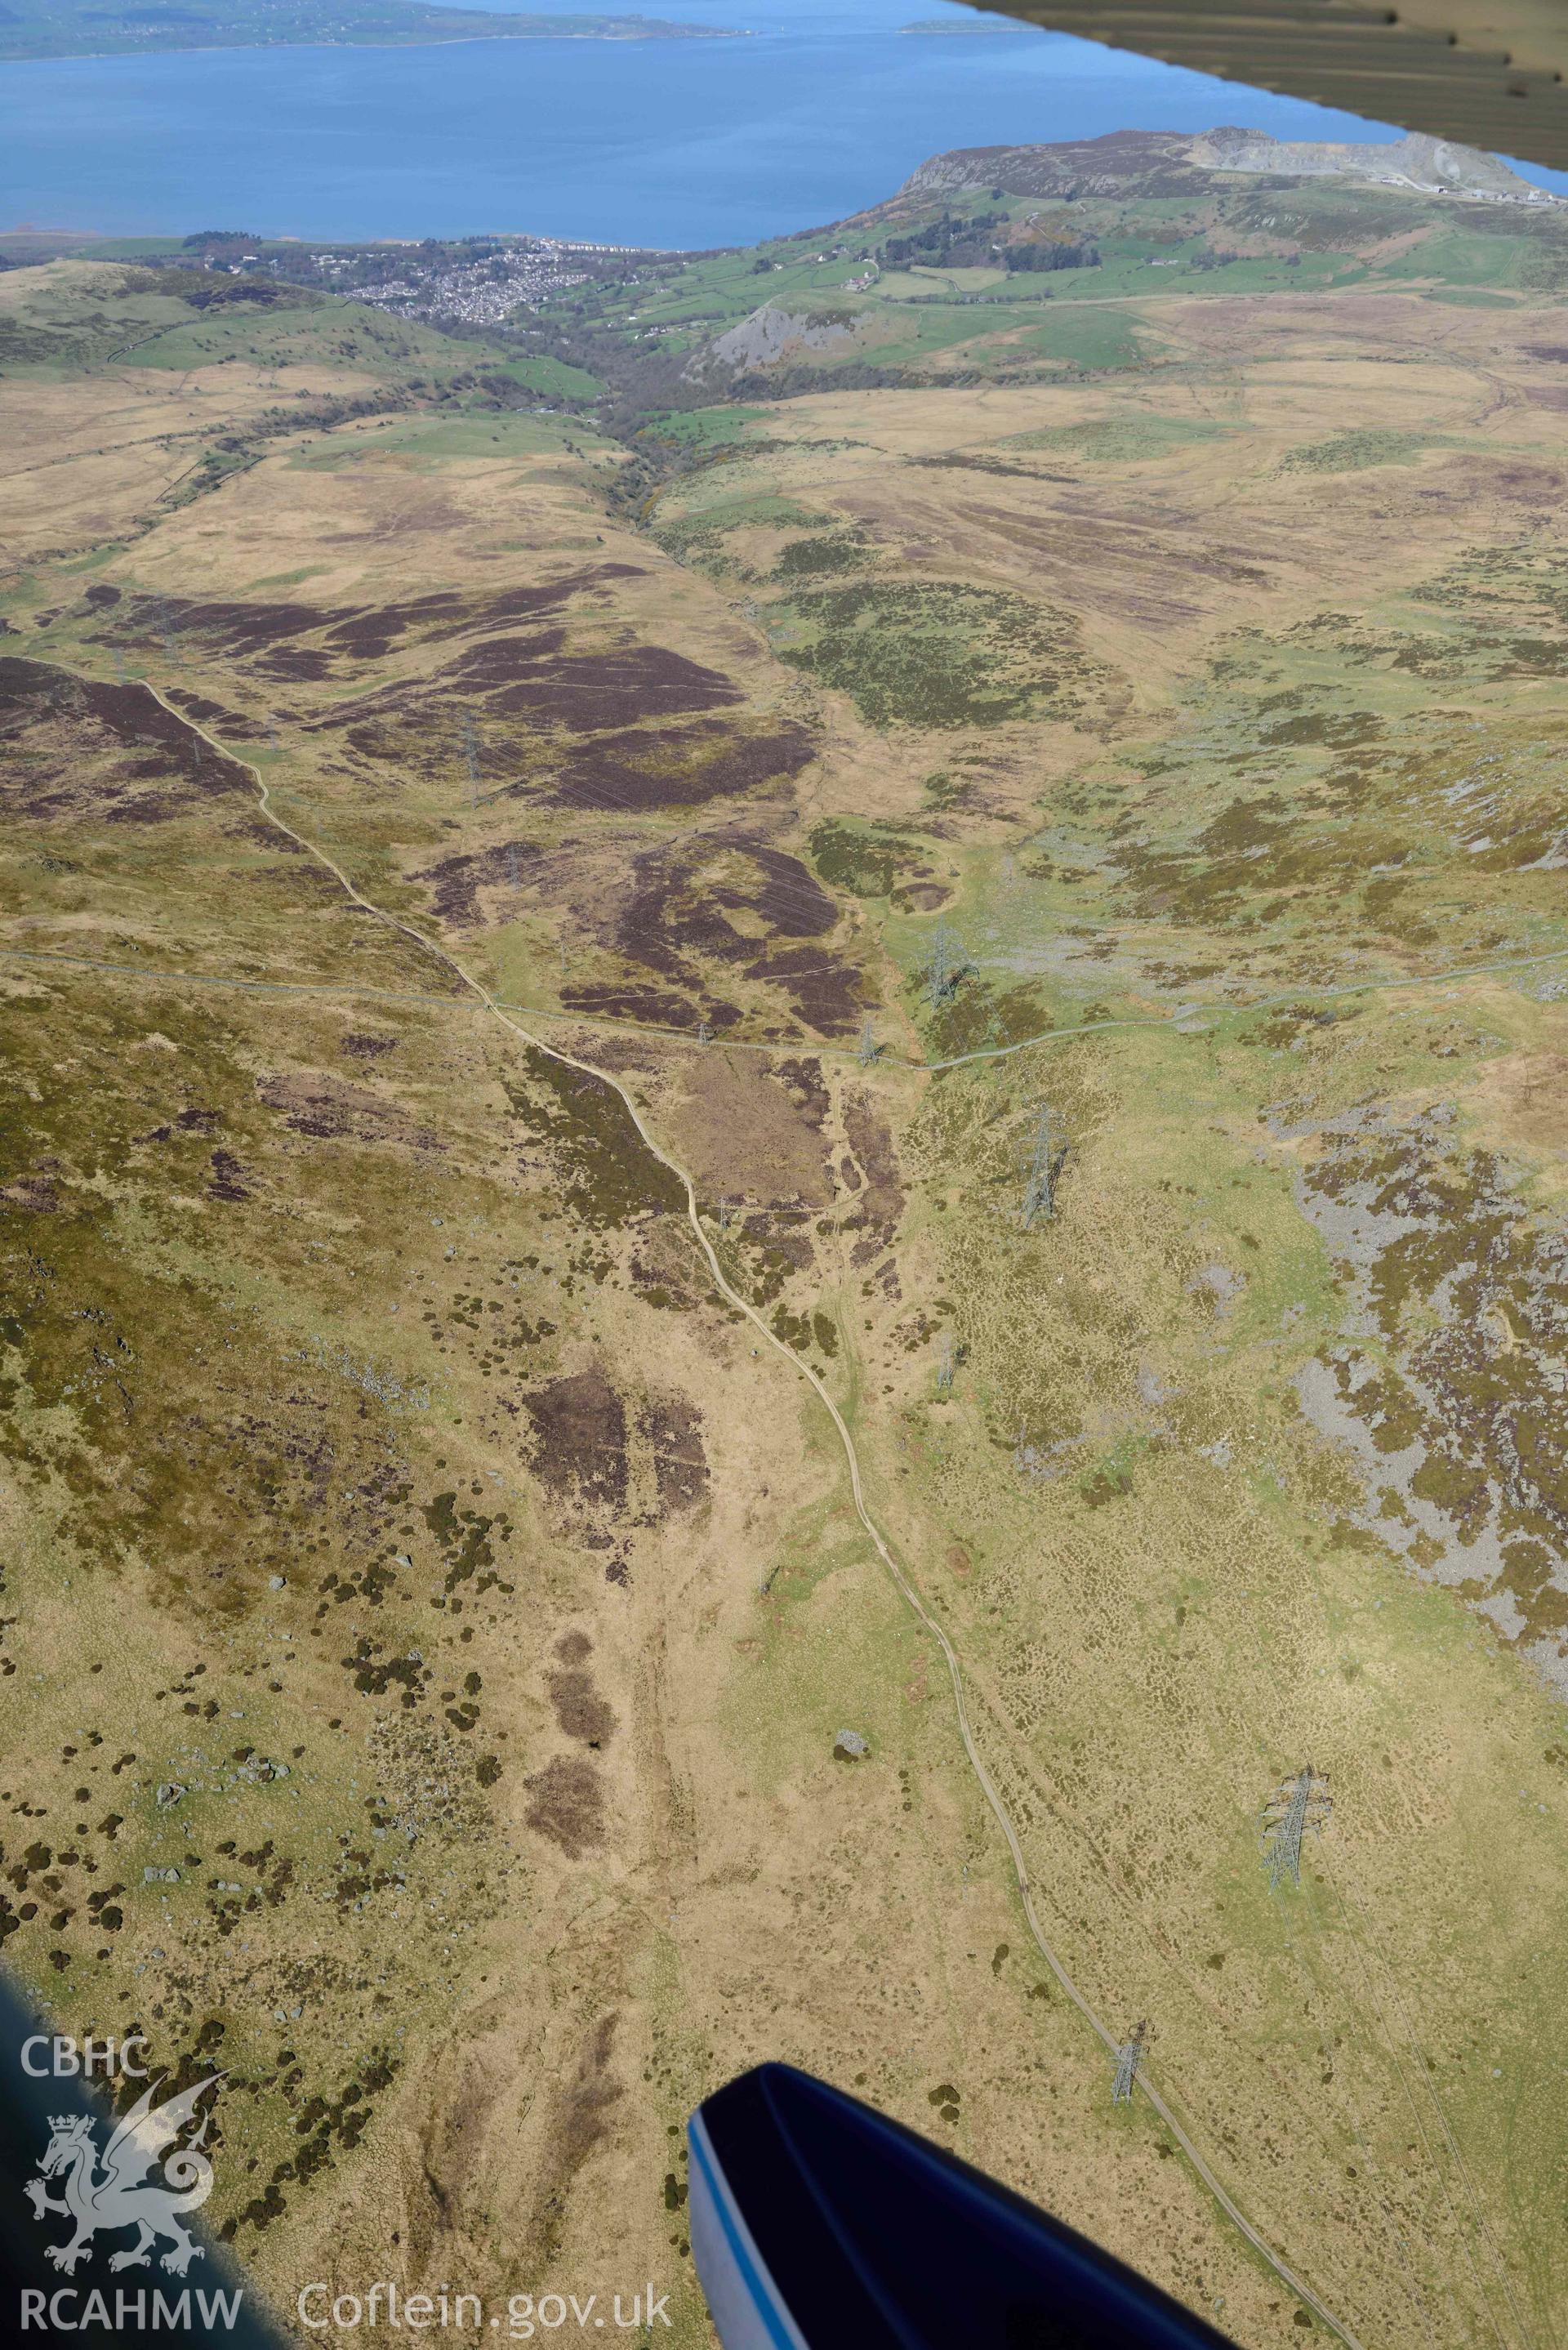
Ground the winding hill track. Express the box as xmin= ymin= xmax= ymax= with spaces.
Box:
xmin=68 ymin=667 xmax=1365 ymax=2346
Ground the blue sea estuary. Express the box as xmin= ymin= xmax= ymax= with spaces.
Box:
xmin=0 ymin=0 xmax=1495 ymax=247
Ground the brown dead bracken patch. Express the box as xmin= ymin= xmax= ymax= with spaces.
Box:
xmin=523 ymin=1755 xmax=605 ymax=1858
xmin=546 ymin=1668 xmax=617 ymax=1747
xmin=529 ymin=2013 xmax=623 ymax=2264
xmin=843 ymin=1088 xmax=906 ymax=1264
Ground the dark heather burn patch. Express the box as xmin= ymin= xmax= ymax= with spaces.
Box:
xmin=454 ymin=641 xmax=742 ymax=729
xmin=479 ymin=565 xmax=644 ymax=625
xmin=166 ymin=689 xmax=268 ymax=739
xmin=207 ymin=1149 xmax=250 ymax=1202
xmin=320 ymin=592 xmax=467 ymax=659
xmin=558 ymin=983 xmax=697 ymax=1028
xmin=255 ymin=647 xmax=336 ymax=684
xmin=546 ymin=720 xmax=816 ymax=813
xmin=109 ymin=595 xmax=332 ymax=659
xmin=412 ymin=840 xmax=542 ymax=929
xmin=90 ymin=567 xmax=644 ymax=673
xmin=0 ymin=658 xmax=256 ymax=827
xmin=603 ymin=831 xmax=855 ymax=1031
xmin=713 ymin=842 xmax=835 ymax=936
xmin=1 ymin=1171 xmax=60 ymax=1215
xmin=523 ymin=1368 xmax=630 ymax=1514
xmin=774 ymin=1058 xmax=831 ymax=1129
xmin=425 ymin=630 xmax=567 ymax=694
xmin=300 ymin=635 xmax=741 ymax=753
xmin=742 ymin=944 xmax=864 ymax=1036
xmin=639 ymin=1393 xmax=709 ymax=1515
xmin=614 ymin=843 xmax=765 ymax=983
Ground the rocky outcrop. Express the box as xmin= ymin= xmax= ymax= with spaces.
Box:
xmin=685 ymin=300 xmax=873 ymax=382
xmin=901 ymin=128 xmax=1208 ymax=199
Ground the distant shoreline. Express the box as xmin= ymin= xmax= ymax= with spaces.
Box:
xmin=0 ymin=20 xmax=751 ymax=66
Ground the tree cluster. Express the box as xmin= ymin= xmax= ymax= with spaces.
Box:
xmin=1002 ymin=239 xmax=1100 ymax=273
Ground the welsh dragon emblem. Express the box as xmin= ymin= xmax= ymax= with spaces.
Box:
xmin=24 ymin=2074 xmax=220 ymax=2277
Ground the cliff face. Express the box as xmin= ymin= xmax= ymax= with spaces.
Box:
xmin=900 ymin=124 xmax=1548 ymax=203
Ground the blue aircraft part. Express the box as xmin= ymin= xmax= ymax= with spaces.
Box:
xmin=688 ymin=2062 xmax=1240 ymax=2350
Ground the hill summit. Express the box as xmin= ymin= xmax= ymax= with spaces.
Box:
xmin=902 ymin=124 xmax=1552 ymax=203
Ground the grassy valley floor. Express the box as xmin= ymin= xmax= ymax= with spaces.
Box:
xmin=5 ymin=144 xmax=1568 ymax=2345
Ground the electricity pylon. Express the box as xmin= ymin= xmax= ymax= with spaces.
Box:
xmin=1021 ymin=1108 xmax=1060 ymax=1229
xmin=924 ymin=923 xmax=969 ymax=1012
xmin=1262 ymin=1765 xmax=1333 ymax=1890
xmin=857 ymin=1017 xmax=880 ymax=1067
xmin=935 ymin=1333 xmax=955 ymax=1396
xmin=1111 ymin=2022 xmax=1147 ymax=2104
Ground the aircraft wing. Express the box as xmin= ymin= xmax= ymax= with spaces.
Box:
xmin=959 ymin=0 xmax=1568 ymax=172
xmin=688 ymin=2062 xmax=1241 ymax=2350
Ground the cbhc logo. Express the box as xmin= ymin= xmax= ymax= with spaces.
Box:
xmin=20 ymin=2036 xmax=150 ymax=2078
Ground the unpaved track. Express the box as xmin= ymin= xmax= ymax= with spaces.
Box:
xmin=71 ymin=670 xmax=1365 ymax=2345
